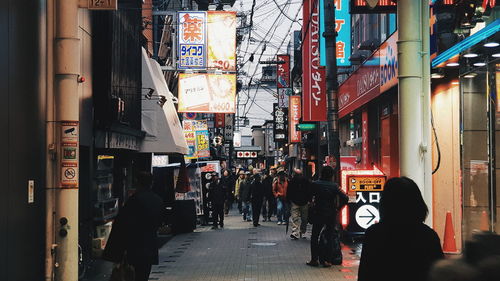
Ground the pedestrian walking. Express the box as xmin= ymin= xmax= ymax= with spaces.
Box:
xmin=287 ymin=168 xmax=312 ymax=240
xmin=261 ymin=168 xmax=276 ymax=222
xmin=239 ymin=171 xmax=252 ymax=221
xmin=250 ymin=169 xmax=265 ymax=227
xmin=221 ymin=169 xmax=235 ymax=215
xmin=103 ymin=171 xmax=164 ymax=281
xmin=307 ymin=166 xmax=348 ymax=268
xmin=234 ymin=169 xmax=245 ymax=214
xmin=207 ymin=172 xmax=226 ymax=229
xmin=358 ymin=177 xmax=444 ymax=281
xmin=273 ymin=171 xmax=289 ymax=225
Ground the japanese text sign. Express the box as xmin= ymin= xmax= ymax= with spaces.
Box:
xmin=277 ymin=55 xmax=291 ymax=88
xmin=178 ymin=73 xmax=236 ymax=113
xmin=183 ymin=120 xmax=210 ymax=159
xmin=178 ymin=12 xmax=207 ymax=69
xmin=302 ymin=0 xmax=327 ymax=121
xmin=319 ymin=0 xmax=351 ymax=67
xmin=207 ymin=11 xmax=237 ymax=71
xmin=289 ymin=96 xmax=301 ymax=143
xmin=278 ymin=88 xmax=292 ymax=108
xmin=273 ymin=103 xmax=288 ymax=143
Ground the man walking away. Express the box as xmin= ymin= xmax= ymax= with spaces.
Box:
xmin=239 ymin=171 xmax=252 ymax=221
xmin=103 ymin=171 xmax=164 ymax=281
xmin=261 ymin=168 xmax=276 ymax=221
xmin=273 ymin=171 xmax=289 ymax=225
xmin=287 ymin=168 xmax=312 ymax=240
xmin=250 ymin=169 xmax=265 ymax=227
xmin=208 ymin=172 xmax=226 ymax=229
xmin=307 ymin=166 xmax=348 ymax=267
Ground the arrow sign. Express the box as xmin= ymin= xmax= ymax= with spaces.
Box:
xmin=355 ymin=204 xmax=380 ymax=229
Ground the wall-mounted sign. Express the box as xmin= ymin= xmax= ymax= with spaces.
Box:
xmin=88 ymin=0 xmax=117 ymax=10
xmin=350 ymin=0 xmax=397 ymax=14
xmin=277 ymin=54 xmax=291 ymax=88
xmin=320 ymin=0 xmax=351 ymax=67
xmin=207 ymin=11 xmax=236 ymax=71
xmin=303 ymin=0 xmax=327 ymax=121
xmin=178 ymin=11 xmax=207 ymax=69
xmin=215 ymin=113 xmax=225 ymax=128
xmin=236 ymin=151 xmax=258 ymax=158
xmin=178 ymin=73 xmax=236 ymax=113
xmin=233 ymin=130 xmax=241 ymax=147
xmin=289 ymin=96 xmax=301 ymax=143
xmin=379 ymin=31 xmax=398 ymax=93
xmin=273 ymin=103 xmax=288 ymax=143
xmin=183 ymin=120 xmax=210 ymax=159
xmin=278 ymin=88 xmax=292 ymax=108
xmin=224 ymin=114 xmax=234 ymax=141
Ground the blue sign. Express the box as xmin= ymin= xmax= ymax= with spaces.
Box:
xmin=319 ymin=0 xmax=351 ymax=67
xmin=178 ymin=12 xmax=207 ymax=69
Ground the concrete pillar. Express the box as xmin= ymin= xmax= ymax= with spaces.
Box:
xmin=397 ymin=0 xmax=433 ymax=224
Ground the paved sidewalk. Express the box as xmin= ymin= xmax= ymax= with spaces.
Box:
xmin=149 ymin=210 xmax=360 ymax=281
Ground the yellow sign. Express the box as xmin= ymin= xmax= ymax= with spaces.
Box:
xmin=348 ymin=176 xmax=385 ymax=193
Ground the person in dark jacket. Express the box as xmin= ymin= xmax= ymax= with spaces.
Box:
xmin=261 ymin=168 xmax=277 ymax=221
xmin=307 ymin=166 xmax=348 ymax=267
xmin=250 ymin=169 xmax=265 ymax=227
xmin=103 ymin=171 xmax=164 ymax=281
xmin=208 ymin=172 xmax=226 ymax=229
xmin=221 ymin=169 xmax=235 ymax=215
xmin=358 ymin=177 xmax=444 ymax=281
xmin=239 ymin=171 xmax=252 ymax=221
xmin=287 ymin=168 xmax=312 ymax=240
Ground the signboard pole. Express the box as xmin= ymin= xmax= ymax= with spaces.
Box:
xmin=323 ymin=0 xmax=341 ymax=181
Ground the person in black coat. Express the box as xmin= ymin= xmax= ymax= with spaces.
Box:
xmin=103 ymin=171 xmax=164 ymax=281
xmin=287 ymin=169 xmax=312 ymax=239
xmin=307 ymin=166 xmax=348 ymax=267
xmin=239 ymin=172 xmax=252 ymax=221
xmin=261 ymin=168 xmax=276 ymax=221
xmin=358 ymin=177 xmax=444 ymax=281
xmin=208 ymin=172 xmax=226 ymax=229
xmin=249 ymin=169 xmax=265 ymax=227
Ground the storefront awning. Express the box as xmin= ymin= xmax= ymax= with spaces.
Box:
xmin=140 ymin=48 xmax=188 ymax=154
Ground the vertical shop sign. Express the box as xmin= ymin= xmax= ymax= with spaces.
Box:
xmin=289 ymin=96 xmax=302 ymax=143
xmin=278 ymin=88 xmax=292 ymax=108
xmin=206 ymin=11 xmax=237 ymax=71
xmin=379 ymin=31 xmax=398 ymax=93
xmin=183 ymin=120 xmax=210 ymax=159
xmin=277 ymin=55 xmax=291 ymax=88
xmin=60 ymin=121 xmax=79 ymax=188
xmin=302 ymin=0 xmax=327 ymax=121
xmin=178 ymin=11 xmax=207 ymax=69
xmin=215 ymin=113 xmax=225 ymax=128
xmin=319 ymin=0 xmax=351 ymax=67
xmin=273 ymin=103 xmax=288 ymax=143
xmin=224 ymin=114 xmax=234 ymax=141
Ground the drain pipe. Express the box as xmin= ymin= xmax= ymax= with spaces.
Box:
xmin=397 ymin=0 xmax=433 ymax=224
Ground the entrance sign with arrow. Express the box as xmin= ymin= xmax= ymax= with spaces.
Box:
xmin=355 ymin=204 xmax=380 ymax=229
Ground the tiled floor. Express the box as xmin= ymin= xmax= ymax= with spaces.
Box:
xmin=149 ymin=211 xmax=360 ymax=281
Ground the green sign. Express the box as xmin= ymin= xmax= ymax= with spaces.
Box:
xmin=296 ymin=123 xmax=317 ymax=131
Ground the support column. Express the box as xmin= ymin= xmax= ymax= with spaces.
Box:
xmin=54 ymin=0 xmax=80 ymax=280
xmin=397 ymin=0 xmax=432 ymax=224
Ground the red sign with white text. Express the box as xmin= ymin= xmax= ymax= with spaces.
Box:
xmin=302 ymin=0 xmax=327 ymax=122
xmin=289 ymin=96 xmax=301 ymax=143
xmin=277 ymin=55 xmax=291 ymax=88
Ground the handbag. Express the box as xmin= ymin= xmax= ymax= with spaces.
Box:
xmin=109 ymin=253 xmax=135 ymax=281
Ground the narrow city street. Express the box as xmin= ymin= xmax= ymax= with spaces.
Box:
xmin=148 ymin=211 xmax=360 ymax=281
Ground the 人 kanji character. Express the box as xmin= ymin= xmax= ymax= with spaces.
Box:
xmin=182 ymin=14 xmax=203 ymax=43
xmin=356 ymin=192 xmax=367 ymax=203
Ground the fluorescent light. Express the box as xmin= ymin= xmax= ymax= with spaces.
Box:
xmin=431 ymin=73 xmax=445 ymax=79
xmin=451 ymin=81 xmax=459 ymax=85
xmin=484 ymin=42 xmax=499 ymax=47
xmin=473 ymin=62 xmax=486 ymax=67
xmin=463 ymin=73 xmax=477 ymax=78
xmin=446 ymin=62 xmax=460 ymax=67
xmin=463 ymin=53 xmax=479 ymax=58
xmin=492 ymin=53 xmax=500 ymax=58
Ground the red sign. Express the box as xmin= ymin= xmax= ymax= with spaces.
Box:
xmin=215 ymin=113 xmax=225 ymax=128
xmin=277 ymin=55 xmax=291 ymax=88
xmin=289 ymin=96 xmax=301 ymax=143
xmin=302 ymin=0 xmax=327 ymax=122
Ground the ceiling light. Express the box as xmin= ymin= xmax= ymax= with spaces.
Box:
xmin=463 ymin=73 xmax=477 ymax=78
xmin=484 ymin=41 xmax=499 ymax=48
xmin=446 ymin=62 xmax=460 ymax=67
xmin=431 ymin=73 xmax=445 ymax=79
xmin=492 ymin=53 xmax=500 ymax=58
xmin=463 ymin=53 xmax=478 ymax=58
xmin=473 ymin=62 xmax=486 ymax=67
xmin=451 ymin=81 xmax=459 ymax=85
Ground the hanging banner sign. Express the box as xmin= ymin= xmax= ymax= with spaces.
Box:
xmin=215 ymin=113 xmax=225 ymax=128
xmin=178 ymin=73 xmax=236 ymax=113
xmin=207 ymin=11 xmax=237 ymax=71
xmin=224 ymin=114 xmax=234 ymax=141
xmin=277 ymin=54 xmax=291 ymax=88
xmin=379 ymin=31 xmax=398 ymax=93
xmin=183 ymin=120 xmax=210 ymax=159
xmin=278 ymin=88 xmax=292 ymax=108
xmin=178 ymin=11 xmax=207 ymax=69
xmin=319 ymin=0 xmax=351 ymax=67
xmin=302 ymin=0 xmax=327 ymax=121
xmin=289 ymin=96 xmax=301 ymax=143
xmin=273 ymin=103 xmax=288 ymax=143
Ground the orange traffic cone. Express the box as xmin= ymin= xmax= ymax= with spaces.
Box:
xmin=480 ymin=210 xmax=489 ymax=232
xmin=443 ymin=211 xmax=458 ymax=253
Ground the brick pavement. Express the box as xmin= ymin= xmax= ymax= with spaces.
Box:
xmin=149 ymin=210 xmax=360 ymax=281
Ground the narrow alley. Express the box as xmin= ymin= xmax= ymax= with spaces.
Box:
xmin=147 ymin=211 xmax=360 ymax=281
